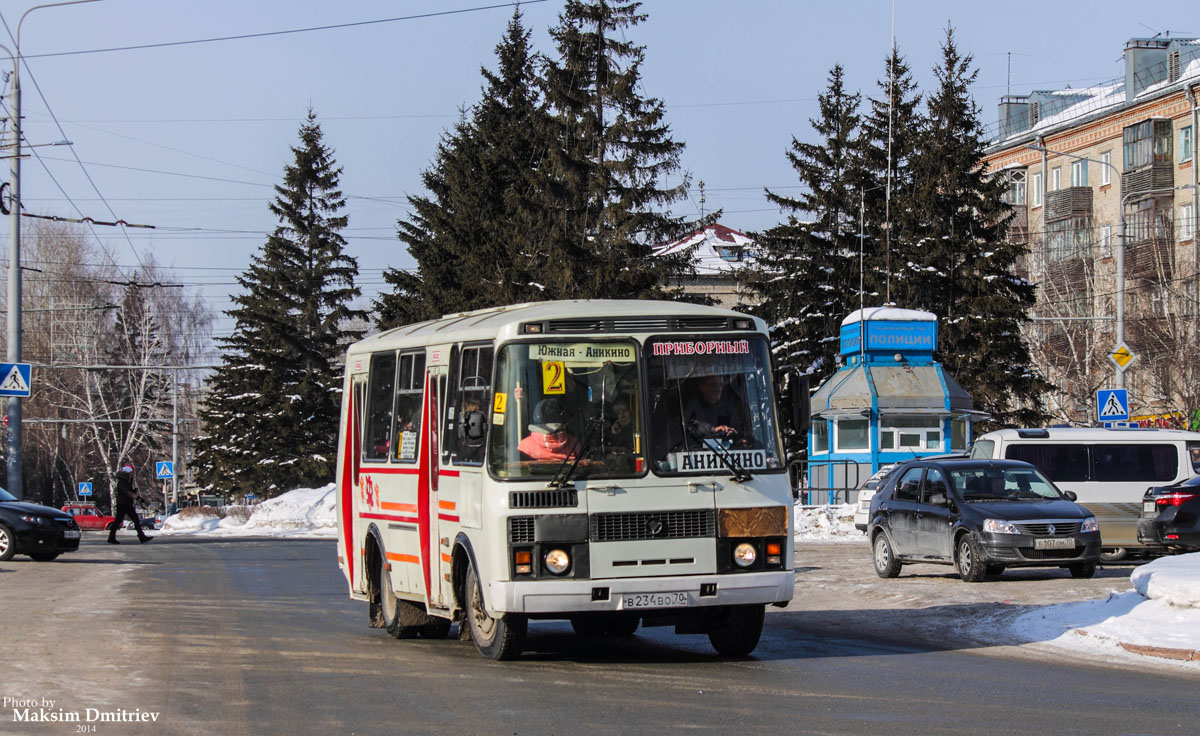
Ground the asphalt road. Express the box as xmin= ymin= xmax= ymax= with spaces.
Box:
xmin=3 ymin=533 xmax=1199 ymax=735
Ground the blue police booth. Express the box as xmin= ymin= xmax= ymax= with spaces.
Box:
xmin=806 ymin=307 xmax=983 ymax=502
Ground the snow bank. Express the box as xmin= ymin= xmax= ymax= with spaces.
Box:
xmin=1130 ymin=554 xmax=1200 ymax=608
xmin=793 ymin=503 xmax=862 ymax=542
xmin=159 ymin=485 xmax=336 ymax=538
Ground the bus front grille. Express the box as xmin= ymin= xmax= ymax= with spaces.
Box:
xmin=508 ymin=516 xmax=536 ymax=544
xmin=510 ymin=489 xmax=578 ymax=509
xmin=590 ymin=509 xmax=716 ymax=542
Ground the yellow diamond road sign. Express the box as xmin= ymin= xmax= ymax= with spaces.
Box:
xmin=1111 ymin=344 xmax=1137 ymax=370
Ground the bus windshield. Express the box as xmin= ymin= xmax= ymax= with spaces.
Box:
xmin=645 ymin=336 xmax=784 ymax=476
xmin=489 ymin=340 xmax=644 ymax=480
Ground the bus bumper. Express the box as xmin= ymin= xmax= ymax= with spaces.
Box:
xmin=489 ymin=570 xmax=794 ymax=614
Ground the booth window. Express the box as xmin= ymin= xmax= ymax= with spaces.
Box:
xmin=950 ymin=417 xmax=968 ymax=451
xmin=879 ymin=416 xmax=940 ymax=451
xmin=835 ymin=418 xmax=869 ymax=451
xmin=812 ymin=420 xmax=829 ymax=454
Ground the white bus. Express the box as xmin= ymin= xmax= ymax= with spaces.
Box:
xmin=334 ymin=300 xmax=796 ymax=659
xmin=969 ymin=427 xmax=1200 ymax=555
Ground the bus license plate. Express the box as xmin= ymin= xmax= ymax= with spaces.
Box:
xmin=1034 ymin=537 xmax=1075 ymax=550
xmin=620 ymin=592 xmax=688 ymax=610
xmin=1143 ymin=501 xmax=1157 ymax=515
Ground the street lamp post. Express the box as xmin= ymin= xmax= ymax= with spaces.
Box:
xmin=5 ymin=0 xmax=100 ymax=499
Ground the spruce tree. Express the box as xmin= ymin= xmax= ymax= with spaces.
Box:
xmin=539 ymin=0 xmax=693 ymax=299
xmin=905 ymin=27 xmax=1050 ymax=426
xmin=377 ymin=9 xmax=551 ymax=328
xmin=194 ymin=110 xmax=364 ymax=497
xmin=744 ymin=65 xmax=865 ymax=390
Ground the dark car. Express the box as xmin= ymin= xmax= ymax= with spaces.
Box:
xmin=1138 ymin=475 xmax=1200 ymax=551
xmin=0 ymin=487 xmax=81 ymax=561
xmin=867 ymin=458 xmax=1102 ymax=582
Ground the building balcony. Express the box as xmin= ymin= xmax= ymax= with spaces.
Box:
xmin=1045 ymin=187 xmax=1093 ymax=222
xmin=1123 ymin=162 xmax=1175 ymax=200
xmin=1043 ymin=256 xmax=1088 ymax=292
xmin=1126 ymin=235 xmax=1174 ymax=279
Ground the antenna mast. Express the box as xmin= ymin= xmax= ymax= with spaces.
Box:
xmin=884 ymin=1 xmax=895 ymax=304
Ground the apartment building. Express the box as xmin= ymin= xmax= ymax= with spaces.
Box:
xmin=983 ymin=37 xmax=1200 ymax=425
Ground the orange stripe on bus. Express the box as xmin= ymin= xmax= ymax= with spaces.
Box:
xmin=438 ymin=500 xmax=456 ymax=511
xmin=441 ymin=552 xmax=452 ymax=563
xmin=385 ymin=552 xmax=420 ymax=564
xmin=380 ymin=501 xmax=418 ymax=512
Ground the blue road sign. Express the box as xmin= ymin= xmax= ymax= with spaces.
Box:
xmin=78 ymin=482 xmax=92 ymax=497
xmin=0 ymin=362 xmax=32 ymax=397
xmin=156 ymin=461 xmax=174 ymax=480
xmin=1097 ymin=389 xmax=1130 ymax=422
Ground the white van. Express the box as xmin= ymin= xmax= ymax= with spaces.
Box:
xmin=969 ymin=427 xmax=1200 ymax=555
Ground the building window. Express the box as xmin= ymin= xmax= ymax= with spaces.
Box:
xmin=879 ymin=417 xmax=941 ymax=451
xmin=1004 ymin=170 xmax=1026 ymax=205
xmin=835 ymin=418 xmax=869 ymax=452
xmin=1182 ymin=126 xmax=1194 ymax=164
xmin=1047 ymin=216 xmax=1092 ymax=261
xmin=812 ymin=420 xmax=829 ymax=454
xmin=1099 ymin=224 xmax=1113 ymax=254
xmin=1032 ymin=172 xmax=1043 ymax=207
xmin=1050 ymin=167 xmax=1062 ymax=191
xmin=1101 ymin=151 xmax=1112 ymax=185
xmin=1124 ymin=119 xmax=1172 ymax=171
xmin=1070 ymin=160 xmax=1088 ymax=187
xmin=1181 ymin=203 xmax=1196 ymax=242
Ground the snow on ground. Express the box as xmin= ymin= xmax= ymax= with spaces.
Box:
xmin=157 ymin=491 xmax=1200 ymax=664
xmin=159 ymin=484 xmax=335 ymax=538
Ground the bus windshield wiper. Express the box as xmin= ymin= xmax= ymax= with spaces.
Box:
xmin=685 ymin=421 xmax=752 ymax=483
xmin=546 ymin=416 xmax=603 ymax=490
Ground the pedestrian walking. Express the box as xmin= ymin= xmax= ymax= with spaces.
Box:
xmin=108 ymin=464 xmax=152 ymax=544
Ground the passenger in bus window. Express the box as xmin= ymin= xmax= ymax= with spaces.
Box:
xmin=518 ymin=398 xmax=580 ymax=461
xmin=458 ymin=396 xmax=487 ymax=463
xmin=607 ymin=399 xmax=635 ymax=449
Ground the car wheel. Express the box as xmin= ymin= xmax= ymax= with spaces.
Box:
xmin=0 ymin=524 xmax=14 ymax=561
xmin=707 ymin=604 xmax=765 ymax=657
xmin=872 ymin=532 xmax=902 ymax=578
xmin=985 ymin=564 xmax=1005 ymax=577
xmin=29 ymin=553 xmax=59 ymax=562
xmin=1069 ymin=561 xmax=1097 ymax=579
xmin=1100 ymin=547 xmax=1127 ymax=563
xmin=465 ymin=564 xmax=526 ymax=660
xmin=955 ymin=534 xmax=986 ymax=583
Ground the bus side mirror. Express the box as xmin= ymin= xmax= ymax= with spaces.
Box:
xmin=784 ymin=371 xmax=809 ymax=434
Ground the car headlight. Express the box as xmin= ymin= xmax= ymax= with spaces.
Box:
xmin=1081 ymin=517 xmax=1099 ymax=533
xmin=19 ymin=514 xmax=49 ymax=526
xmin=544 ymin=548 xmax=571 ymax=575
xmin=983 ymin=518 xmax=1019 ymax=535
xmin=733 ymin=542 xmax=757 ymax=568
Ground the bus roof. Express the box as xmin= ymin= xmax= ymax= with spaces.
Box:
xmin=349 ymin=299 xmax=764 ymax=354
xmin=978 ymin=427 xmax=1200 ymax=442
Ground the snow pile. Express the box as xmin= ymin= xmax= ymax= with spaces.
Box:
xmin=793 ymin=503 xmax=862 ymax=542
xmin=159 ymin=485 xmax=336 ymax=538
xmin=1012 ymin=553 xmax=1200 ymax=663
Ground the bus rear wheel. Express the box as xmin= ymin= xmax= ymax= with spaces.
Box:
xmin=707 ymin=604 xmax=765 ymax=657
xmin=465 ymin=565 xmax=526 ymax=660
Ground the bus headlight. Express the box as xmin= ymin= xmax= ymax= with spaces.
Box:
xmin=733 ymin=542 xmax=757 ymax=568
xmin=544 ymin=548 xmax=571 ymax=575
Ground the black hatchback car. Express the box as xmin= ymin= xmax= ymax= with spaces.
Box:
xmin=1138 ymin=475 xmax=1200 ymax=551
xmin=0 ymin=487 xmax=81 ymax=561
xmin=867 ymin=458 xmax=1102 ymax=582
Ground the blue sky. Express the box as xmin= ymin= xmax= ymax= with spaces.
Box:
xmin=5 ymin=0 xmax=1197 ymax=340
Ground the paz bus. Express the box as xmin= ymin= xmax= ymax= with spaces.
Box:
xmin=335 ymin=300 xmax=797 ymax=659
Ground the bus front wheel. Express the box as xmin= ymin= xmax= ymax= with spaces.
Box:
xmin=465 ymin=565 xmax=526 ymax=660
xmin=380 ymin=563 xmax=420 ymax=639
xmin=707 ymin=604 xmax=765 ymax=657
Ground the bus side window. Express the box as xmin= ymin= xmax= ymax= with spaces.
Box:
xmin=392 ymin=352 xmax=426 ymax=462
xmin=364 ymin=352 xmax=397 ymax=462
xmin=444 ymin=344 xmax=494 ymax=466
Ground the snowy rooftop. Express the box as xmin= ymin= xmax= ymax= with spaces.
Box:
xmin=841 ymin=307 xmax=937 ymax=326
xmin=654 ymin=223 xmax=756 ymax=276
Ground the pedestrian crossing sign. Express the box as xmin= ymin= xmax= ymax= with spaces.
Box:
xmin=1097 ymin=389 xmax=1129 ymax=421
xmin=156 ymin=461 xmax=174 ymax=479
xmin=0 ymin=362 xmax=31 ymax=397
